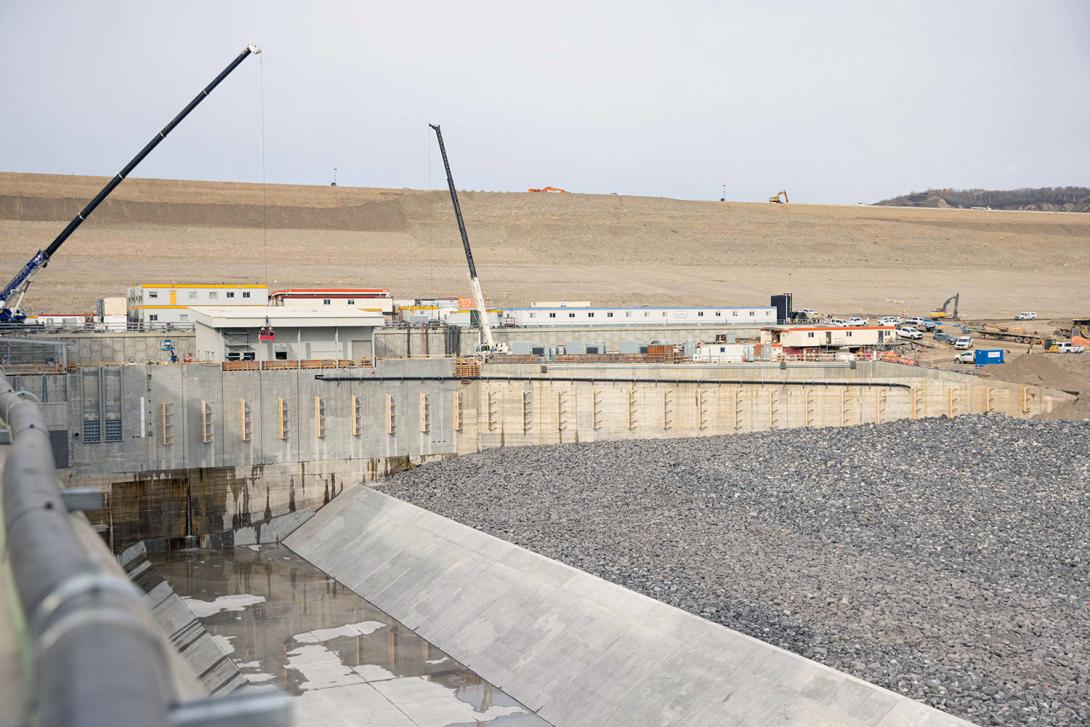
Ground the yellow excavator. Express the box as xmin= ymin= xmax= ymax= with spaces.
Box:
xmin=768 ymin=190 xmax=789 ymax=204
xmin=929 ymin=293 xmax=960 ymax=320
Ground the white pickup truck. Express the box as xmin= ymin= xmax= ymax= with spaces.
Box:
xmin=1053 ymin=342 xmax=1085 ymax=354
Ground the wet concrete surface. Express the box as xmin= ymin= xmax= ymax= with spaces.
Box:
xmin=149 ymin=544 xmax=550 ymax=727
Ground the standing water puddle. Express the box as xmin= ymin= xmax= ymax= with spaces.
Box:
xmin=150 ymin=543 xmax=550 ymax=727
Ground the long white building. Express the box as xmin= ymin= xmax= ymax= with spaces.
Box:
xmin=271 ymin=288 xmax=394 ymax=317
xmin=502 ymin=305 xmax=777 ymax=327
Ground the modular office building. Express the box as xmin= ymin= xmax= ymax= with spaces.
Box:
xmin=503 ymin=305 xmax=777 ymax=327
xmin=128 ymin=283 xmax=269 ymax=328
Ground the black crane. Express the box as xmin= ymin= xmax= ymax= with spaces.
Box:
xmin=0 ymin=44 xmax=262 ymax=323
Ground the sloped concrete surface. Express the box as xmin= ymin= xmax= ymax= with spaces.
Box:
xmin=285 ymin=486 xmax=972 ymax=727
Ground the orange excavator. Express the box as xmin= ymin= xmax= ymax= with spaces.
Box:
xmin=528 ymin=186 xmax=569 ymax=193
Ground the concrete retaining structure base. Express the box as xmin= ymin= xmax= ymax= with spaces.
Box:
xmin=285 ymin=486 xmax=973 ymax=727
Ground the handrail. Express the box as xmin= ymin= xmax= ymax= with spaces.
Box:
xmin=1 ymin=371 xmax=175 ymax=726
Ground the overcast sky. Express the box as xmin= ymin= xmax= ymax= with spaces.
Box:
xmin=2 ymin=1 xmax=1088 ymax=204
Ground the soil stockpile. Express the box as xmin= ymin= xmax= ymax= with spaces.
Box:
xmin=386 ymin=416 xmax=1090 ymax=726
xmin=2 ymin=172 xmax=1089 ymax=317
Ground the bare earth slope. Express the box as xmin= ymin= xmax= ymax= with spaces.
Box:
xmin=1 ymin=172 xmax=1088 ymax=317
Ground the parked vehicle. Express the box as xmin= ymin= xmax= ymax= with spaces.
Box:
xmin=903 ymin=317 xmax=926 ymax=327
xmin=877 ymin=316 xmax=901 ymax=326
xmin=847 ymin=317 xmax=868 ymax=326
xmin=799 ymin=308 xmax=817 ymax=318
xmin=1052 ymin=342 xmax=1085 ymax=354
xmin=935 ymin=333 xmax=956 ymax=344
xmin=828 ymin=318 xmax=849 ymax=327
xmin=922 ymin=320 xmax=941 ymax=331
xmin=897 ymin=327 xmax=923 ymax=340
xmin=954 ymin=351 xmax=976 ymax=364
xmin=954 ymin=336 xmax=974 ymax=350
xmin=1015 ymin=312 xmax=1037 ymax=321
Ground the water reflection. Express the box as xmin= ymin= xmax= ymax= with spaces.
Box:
xmin=150 ymin=544 xmax=549 ymax=727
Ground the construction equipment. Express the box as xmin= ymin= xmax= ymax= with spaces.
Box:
xmin=528 ymin=186 xmax=568 ymax=193
xmin=429 ymin=124 xmax=508 ymax=356
xmin=0 ymin=44 xmax=261 ymax=323
xmin=929 ymin=293 xmax=960 ymax=320
xmin=768 ymin=190 xmax=789 ymax=204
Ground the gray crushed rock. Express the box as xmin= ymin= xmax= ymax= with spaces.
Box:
xmin=385 ymin=415 xmax=1090 ymax=726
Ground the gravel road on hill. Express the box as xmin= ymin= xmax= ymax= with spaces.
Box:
xmin=385 ymin=416 xmax=1090 ymax=726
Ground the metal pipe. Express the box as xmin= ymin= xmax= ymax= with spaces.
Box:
xmin=314 ymin=373 xmax=913 ymax=389
xmin=1 ymin=373 xmax=174 ymax=727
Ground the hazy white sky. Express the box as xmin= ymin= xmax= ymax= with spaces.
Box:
xmin=2 ymin=1 xmax=1088 ymax=203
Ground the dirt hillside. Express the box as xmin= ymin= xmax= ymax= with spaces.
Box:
xmin=1 ymin=172 xmax=1088 ymax=318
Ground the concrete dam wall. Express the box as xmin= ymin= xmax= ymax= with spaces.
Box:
xmin=12 ymin=357 xmax=1068 ymax=551
xmin=285 ymin=485 xmax=972 ymax=727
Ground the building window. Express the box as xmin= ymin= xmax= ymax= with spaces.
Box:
xmin=226 ymin=291 xmax=235 ymax=298
xmin=529 ymin=312 xmax=536 ymax=318
xmin=180 ymin=314 xmax=189 ymax=321
xmin=607 ymin=312 xmax=614 ymax=318
xmin=242 ymin=291 xmax=251 ymax=299
xmin=715 ymin=311 xmax=721 ymax=317
xmin=549 ymin=312 xmax=556 ymax=318
xmin=626 ymin=312 xmax=632 ymax=318
xmin=347 ymin=299 xmax=355 ymax=305
xmin=188 ymin=291 xmax=198 ymax=300
xmin=323 ymin=299 xmax=331 ymax=305
xmin=209 ymin=291 xmax=218 ymax=300
xmin=569 ymin=312 xmax=576 ymax=318
xmin=846 ymin=331 xmax=853 ymax=337
xmin=749 ymin=311 xmax=755 ymax=316
xmin=588 ymin=312 xmax=595 ymax=318
xmin=275 ymin=350 xmax=288 ymax=360
xmin=732 ymin=311 xmax=738 ymax=317
xmin=662 ymin=312 xmax=667 ymax=317
xmin=644 ymin=312 xmax=650 ymax=317
xmin=148 ymin=291 xmax=158 ymax=299
xmin=149 ymin=314 xmax=159 ymax=322
xmin=807 ymin=332 xmax=815 ymax=338
xmin=698 ymin=311 xmax=704 ymax=317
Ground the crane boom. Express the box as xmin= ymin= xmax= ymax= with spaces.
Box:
xmin=429 ymin=124 xmax=499 ymax=352
xmin=0 ymin=44 xmax=261 ymax=323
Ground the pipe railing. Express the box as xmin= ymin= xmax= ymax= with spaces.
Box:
xmin=1 ymin=372 xmax=176 ymax=726
xmin=0 ymin=371 xmax=291 ymax=726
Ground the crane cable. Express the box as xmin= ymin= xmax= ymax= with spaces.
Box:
xmin=259 ymin=52 xmax=269 ymax=288
xmin=259 ymin=52 xmax=272 ymax=339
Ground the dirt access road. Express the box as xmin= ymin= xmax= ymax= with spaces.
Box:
xmin=1 ymin=172 xmax=1088 ymax=318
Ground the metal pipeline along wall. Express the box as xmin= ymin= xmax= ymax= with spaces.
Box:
xmin=0 ymin=371 xmax=290 ymax=727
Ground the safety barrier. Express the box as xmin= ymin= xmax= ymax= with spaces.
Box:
xmin=0 ymin=371 xmax=291 ymax=726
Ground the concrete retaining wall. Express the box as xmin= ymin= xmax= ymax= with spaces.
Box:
xmin=53 ymin=359 xmax=1069 ymax=551
xmin=285 ymin=486 xmax=972 ymax=727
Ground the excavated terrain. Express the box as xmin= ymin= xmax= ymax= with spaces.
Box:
xmin=386 ymin=415 xmax=1090 ymax=726
xmin=2 ymin=172 xmax=1090 ymax=317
